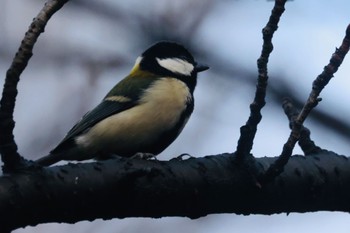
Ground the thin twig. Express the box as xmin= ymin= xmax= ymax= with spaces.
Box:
xmin=235 ymin=0 xmax=287 ymax=160
xmin=282 ymin=98 xmax=322 ymax=155
xmin=0 ymin=0 xmax=69 ymax=172
xmin=262 ymin=24 xmax=350 ymax=183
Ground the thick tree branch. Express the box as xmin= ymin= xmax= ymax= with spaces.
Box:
xmin=0 ymin=151 xmax=349 ymax=232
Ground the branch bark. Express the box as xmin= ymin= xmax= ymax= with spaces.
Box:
xmin=0 ymin=0 xmax=70 ymax=172
xmin=0 ymin=151 xmax=349 ymax=232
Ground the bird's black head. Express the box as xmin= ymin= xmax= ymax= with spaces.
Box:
xmin=137 ymin=42 xmax=208 ymax=89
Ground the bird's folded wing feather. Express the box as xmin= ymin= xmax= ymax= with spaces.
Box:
xmin=51 ymin=74 xmax=160 ymax=153
xmin=66 ymin=100 xmax=136 ymax=140
xmin=51 ymin=100 xmax=136 ymax=153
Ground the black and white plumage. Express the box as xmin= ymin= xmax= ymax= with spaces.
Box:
xmin=36 ymin=41 xmax=209 ymax=166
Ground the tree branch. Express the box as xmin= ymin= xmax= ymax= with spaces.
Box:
xmin=0 ymin=151 xmax=349 ymax=232
xmin=0 ymin=0 xmax=69 ymax=173
xmin=236 ymin=0 xmax=287 ymax=159
xmin=263 ymin=23 xmax=350 ymax=183
xmin=282 ymin=98 xmax=322 ymax=155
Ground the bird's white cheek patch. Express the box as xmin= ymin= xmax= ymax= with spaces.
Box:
xmin=156 ymin=58 xmax=194 ymax=76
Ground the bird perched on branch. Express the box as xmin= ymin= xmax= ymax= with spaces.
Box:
xmin=36 ymin=41 xmax=209 ymax=166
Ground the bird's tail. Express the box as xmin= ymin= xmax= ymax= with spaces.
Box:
xmin=35 ymin=153 xmax=62 ymax=166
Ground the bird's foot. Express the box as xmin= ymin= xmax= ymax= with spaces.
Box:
xmin=131 ymin=152 xmax=158 ymax=160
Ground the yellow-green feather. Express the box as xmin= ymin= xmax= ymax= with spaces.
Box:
xmin=105 ymin=68 xmax=161 ymax=101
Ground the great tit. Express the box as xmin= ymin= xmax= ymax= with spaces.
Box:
xmin=36 ymin=41 xmax=209 ymax=166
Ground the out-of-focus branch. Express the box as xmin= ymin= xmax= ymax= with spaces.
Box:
xmin=208 ymin=56 xmax=350 ymax=142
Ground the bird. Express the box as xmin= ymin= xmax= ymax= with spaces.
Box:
xmin=36 ymin=41 xmax=209 ymax=166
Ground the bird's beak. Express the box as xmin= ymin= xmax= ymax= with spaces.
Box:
xmin=194 ymin=63 xmax=209 ymax=73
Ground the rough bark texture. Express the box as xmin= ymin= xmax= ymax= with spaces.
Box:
xmin=0 ymin=150 xmax=349 ymax=232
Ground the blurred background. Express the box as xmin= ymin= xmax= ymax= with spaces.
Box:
xmin=1 ymin=0 xmax=350 ymax=232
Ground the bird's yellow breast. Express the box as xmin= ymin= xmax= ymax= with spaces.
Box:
xmin=76 ymin=78 xmax=191 ymax=153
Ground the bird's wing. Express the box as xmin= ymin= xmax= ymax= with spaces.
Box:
xmin=68 ymin=100 xmax=135 ymax=140
xmin=51 ymin=73 xmax=160 ymax=153
xmin=51 ymin=99 xmax=136 ymax=153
